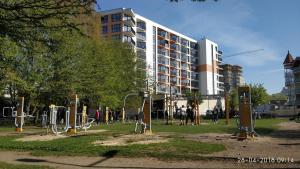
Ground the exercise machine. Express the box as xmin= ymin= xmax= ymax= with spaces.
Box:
xmin=49 ymin=95 xmax=94 ymax=135
xmin=237 ymin=86 xmax=258 ymax=140
xmin=135 ymin=91 xmax=151 ymax=134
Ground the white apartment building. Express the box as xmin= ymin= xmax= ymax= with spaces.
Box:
xmin=99 ymin=8 xmax=223 ymax=96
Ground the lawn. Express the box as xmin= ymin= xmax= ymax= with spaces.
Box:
xmin=0 ymin=118 xmax=287 ymax=160
xmin=0 ymin=161 xmax=53 ymax=169
xmin=91 ymin=118 xmax=287 ymax=135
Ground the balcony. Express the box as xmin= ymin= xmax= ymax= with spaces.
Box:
xmin=123 ymin=16 xmax=135 ymax=26
xmin=170 ymin=44 xmax=179 ymax=51
xmin=158 ymin=77 xmax=168 ymax=84
xmin=158 ymin=58 xmax=169 ymax=66
xmin=170 ymin=52 xmax=180 ymax=60
xmin=181 ymin=47 xmax=189 ymax=54
xmin=170 ymin=35 xmax=179 ymax=43
xmin=158 ymin=40 xmax=169 ymax=48
xmin=181 ymin=54 xmax=189 ymax=62
xmin=123 ymin=26 xmax=135 ymax=37
xmin=136 ymin=41 xmax=146 ymax=50
xmin=137 ymin=22 xmax=146 ymax=31
xmin=181 ymin=39 xmax=189 ymax=46
xmin=158 ymin=30 xmax=168 ymax=39
xmin=158 ymin=48 xmax=169 ymax=56
xmin=136 ymin=32 xmax=146 ymax=41
xmin=170 ymin=61 xmax=177 ymax=68
xmin=181 ymin=73 xmax=188 ymax=79
xmin=181 ymin=80 xmax=189 ymax=86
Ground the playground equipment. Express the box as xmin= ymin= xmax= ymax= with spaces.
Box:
xmin=237 ymin=86 xmax=258 ymax=140
xmin=135 ymin=91 xmax=152 ymax=134
xmin=2 ymin=97 xmax=25 ymax=132
xmin=49 ymin=95 xmax=94 ymax=135
xmin=1 ymin=97 xmax=35 ymax=132
xmin=49 ymin=105 xmax=70 ymax=135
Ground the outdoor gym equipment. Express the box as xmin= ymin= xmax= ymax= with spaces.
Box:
xmin=15 ymin=97 xmax=25 ymax=132
xmin=135 ymin=91 xmax=151 ymax=134
xmin=76 ymin=105 xmax=94 ymax=131
xmin=2 ymin=107 xmax=16 ymax=118
xmin=237 ymin=86 xmax=258 ymax=140
xmin=2 ymin=97 xmax=33 ymax=132
xmin=49 ymin=105 xmax=70 ymax=135
xmin=49 ymin=95 xmax=94 ymax=135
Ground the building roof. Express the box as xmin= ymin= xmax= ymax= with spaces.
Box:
xmin=292 ymin=57 xmax=300 ymax=68
xmin=283 ymin=50 xmax=294 ymax=65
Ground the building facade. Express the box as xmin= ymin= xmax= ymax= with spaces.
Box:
xmin=220 ymin=64 xmax=245 ymax=92
xmin=283 ymin=51 xmax=295 ymax=106
xmin=99 ymin=8 xmax=223 ymax=96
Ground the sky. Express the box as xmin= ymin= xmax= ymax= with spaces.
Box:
xmin=97 ymin=0 xmax=300 ymax=94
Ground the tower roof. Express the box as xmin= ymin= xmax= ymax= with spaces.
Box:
xmin=283 ymin=50 xmax=294 ymax=65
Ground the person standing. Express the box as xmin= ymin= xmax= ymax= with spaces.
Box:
xmin=95 ymin=109 xmax=100 ymax=125
xmin=180 ymin=105 xmax=186 ymax=125
xmin=186 ymin=106 xmax=192 ymax=125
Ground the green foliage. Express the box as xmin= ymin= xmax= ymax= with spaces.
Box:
xmin=229 ymin=89 xmax=238 ymax=110
xmin=0 ymin=0 xmax=95 ymax=46
xmin=250 ymin=83 xmax=269 ymax=108
xmin=269 ymin=93 xmax=288 ymax=101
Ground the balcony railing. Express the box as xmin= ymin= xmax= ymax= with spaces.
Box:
xmin=181 ymin=55 xmax=189 ymax=62
xmin=171 ymin=70 xmax=177 ymax=76
xmin=136 ymin=33 xmax=146 ymax=41
xmin=158 ymin=31 xmax=168 ymax=39
xmin=158 ymin=59 xmax=169 ymax=65
xmin=158 ymin=49 xmax=169 ymax=56
xmin=170 ymin=44 xmax=179 ymax=51
xmin=137 ymin=22 xmax=146 ymax=30
xmin=170 ymin=35 xmax=179 ymax=42
xmin=170 ymin=61 xmax=177 ymax=68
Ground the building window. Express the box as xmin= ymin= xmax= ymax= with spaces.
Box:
xmin=112 ymin=34 xmax=121 ymax=40
xmin=137 ymin=22 xmax=146 ymax=30
xmin=111 ymin=24 xmax=121 ymax=33
xmin=102 ymin=26 xmax=108 ymax=34
xmin=123 ymin=35 xmax=131 ymax=43
xmin=111 ymin=13 xmax=122 ymax=22
xmin=137 ymin=41 xmax=146 ymax=49
xmin=101 ymin=15 xmax=108 ymax=23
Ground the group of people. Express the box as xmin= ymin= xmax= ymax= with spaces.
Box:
xmin=176 ymin=105 xmax=196 ymax=125
xmin=94 ymin=109 xmax=120 ymax=125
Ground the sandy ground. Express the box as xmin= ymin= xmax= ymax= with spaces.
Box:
xmin=15 ymin=129 xmax=107 ymax=142
xmin=0 ymin=121 xmax=299 ymax=168
xmin=182 ymin=121 xmax=300 ymax=168
xmin=93 ymin=134 xmax=169 ymax=146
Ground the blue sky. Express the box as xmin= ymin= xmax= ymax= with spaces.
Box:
xmin=97 ymin=0 xmax=300 ymax=94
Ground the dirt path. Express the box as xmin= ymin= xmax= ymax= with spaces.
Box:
xmin=0 ymin=121 xmax=299 ymax=168
xmin=183 ymin=121 xmax=300 ymax=168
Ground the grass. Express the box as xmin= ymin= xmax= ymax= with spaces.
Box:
xmin=91 ymin=118 xmax=287 ymax=135
xmin=0 ymin=132 xmax=225 ymax=160
xmin=0 ymin=118 xmax=287 ymax=160
xmin=0 ymin=161 xmax=53 ymax=169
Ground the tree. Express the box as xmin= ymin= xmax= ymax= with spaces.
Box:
xmin=0 ymin=0 xmax=95 ymax=46
xmin=250 ymin=83 xmax=269 ymax=108
xmin=269 ymin=93 xmax=288 ymax=101
xmin=185 ymin=90 xmax=203 ymax=106
xmin=229 ymin=89 xmax=238 ymax=111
